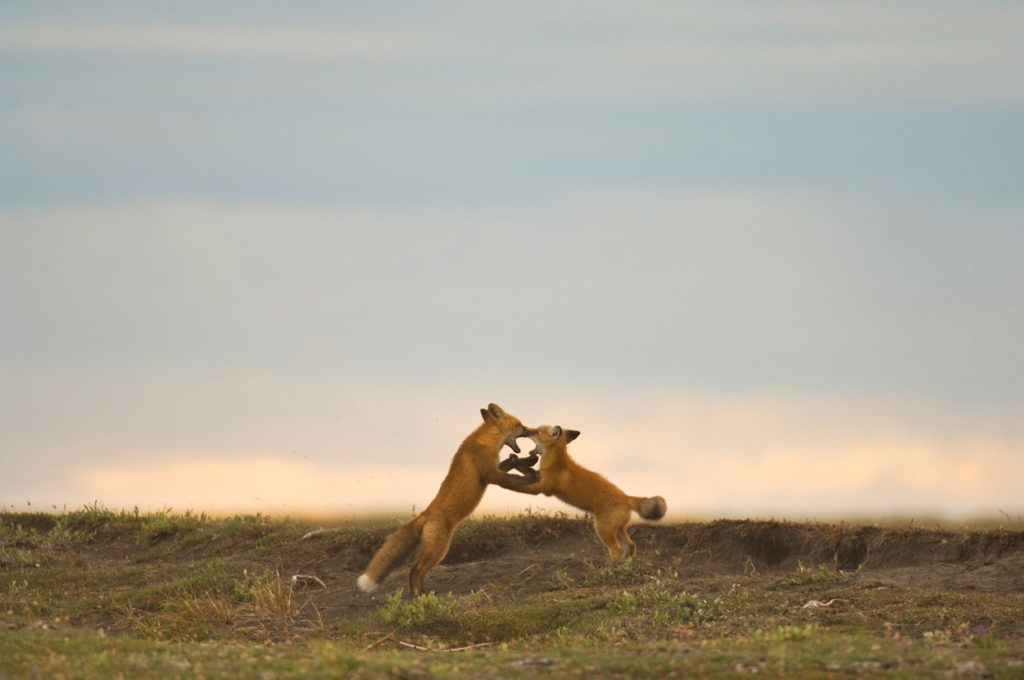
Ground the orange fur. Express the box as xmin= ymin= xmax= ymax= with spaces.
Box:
xmin=516 ymin=425 xmax=666 ymax=560
xmin=357 ymin=403 xmax=536 ymax=596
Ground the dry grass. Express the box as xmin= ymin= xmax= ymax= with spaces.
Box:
xmin=3 ymin=505 xmax=1024 ymax=678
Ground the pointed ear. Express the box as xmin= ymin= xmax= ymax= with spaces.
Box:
xmin=550 ymin=425 xmax=562 ymax=439
xmin=565 ymin=429 xmax=581 ymax=443
xmin=482 ymin=403 xmax=505 ymax=422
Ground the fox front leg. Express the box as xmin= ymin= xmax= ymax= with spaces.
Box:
xmin=498 ymin=452 xmax=539 ymax=475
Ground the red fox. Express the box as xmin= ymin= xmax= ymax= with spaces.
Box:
xmin=357 ymin=403 xmax=536 ymax=596
xmin=509 ymin=425 xmax=666 ymax=560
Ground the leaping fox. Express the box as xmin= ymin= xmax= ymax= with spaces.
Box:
xmin=505 ymin=424 xmax=666 ymax=560
xmin=357 ymin=403 xmax=536 ymax=597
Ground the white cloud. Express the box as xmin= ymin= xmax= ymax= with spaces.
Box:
xmin=4 ymin=194 xmax=1022 ymax=399
xmin=0 ymin=24 xmax=439 ymax=59
xmin=10 ymin=382 xmax=1017 ymax=519
xmin=76 ymin=455 xmax=430 ymax=516
xmin=61 ymin=402 xmax=1024 ymax=520
xmin=3 ymin=195 xmax=1022 ymax=519
xmin=2 ymin=2 xmax=1021 ymax=101
xmin=515 ymin=390 xmax=1024 ymax=518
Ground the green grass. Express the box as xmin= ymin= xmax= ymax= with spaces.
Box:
xmin=4 ymin=626 xmax=1024 ymax=679
xmin=3 ymin=504 xmax=1024 ymax=678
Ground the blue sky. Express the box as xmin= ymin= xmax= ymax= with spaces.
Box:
xmin=2 ymin=2 xmax=1022 ymax=518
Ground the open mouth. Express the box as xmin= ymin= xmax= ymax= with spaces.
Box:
xmin=506 ymin=437 xmax=521 ymax=454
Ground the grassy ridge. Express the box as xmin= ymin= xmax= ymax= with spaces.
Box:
xmin=3 ymin=504 xmax=1024 ymax=678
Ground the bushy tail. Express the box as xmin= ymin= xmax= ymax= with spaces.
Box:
xmin=630 ymin=495 xmax=667 ymax=521
xmin=356 ymin=517 xmax=423 ymax=593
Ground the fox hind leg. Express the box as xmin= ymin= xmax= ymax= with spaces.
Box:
xmin=408 ymin=520 xmax=453 ymax=597
xmin=594 ymin=515 xmax=626 ymax=561
xmin=617 ymin=524 xmax=637 ymax=557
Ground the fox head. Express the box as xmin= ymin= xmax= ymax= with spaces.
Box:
xmin=527 ymin=424 xmax=581 ymax=457
xmin=480 ymin=403 xmax=531 ymax=453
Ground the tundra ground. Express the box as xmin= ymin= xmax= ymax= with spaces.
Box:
xmin=2 ymin=506 xmax=1023 ymax=678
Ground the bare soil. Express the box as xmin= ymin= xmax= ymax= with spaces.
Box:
xmin=278 ymin=516 xmax=1024 ymax=625
xmin=8 ymin=511 xmax=1023 ymax=631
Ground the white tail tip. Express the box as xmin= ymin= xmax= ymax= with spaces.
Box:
xmin=357 ymin=574 xmax=377 ymax=593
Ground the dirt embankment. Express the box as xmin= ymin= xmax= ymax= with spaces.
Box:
xmin=282 ymin=517 xmax=1024 ymax=622
xmin=6 ymin=513 xmax=1023 ymax=626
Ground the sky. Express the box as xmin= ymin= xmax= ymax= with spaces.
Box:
xmin=2 ymin=1 xmax=1022 ymax=521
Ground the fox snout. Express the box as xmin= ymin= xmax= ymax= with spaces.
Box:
xmin=506 ymin=426 xmax=534 ymax=454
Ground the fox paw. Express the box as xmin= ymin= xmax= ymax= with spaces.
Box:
xmin=499 ymin=452 xmax=539 ymax=474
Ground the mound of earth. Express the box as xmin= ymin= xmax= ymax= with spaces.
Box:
xmin=6 ymin=512 xmax=1021 ymax=628
xmin=287 ymin=516 xmax=1024 ymax=624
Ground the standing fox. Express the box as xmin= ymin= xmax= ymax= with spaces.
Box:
xmin=357 ymin=403 xmax=536 ymax=597
xmin=507 ymin=425 xmax=666 ymax=560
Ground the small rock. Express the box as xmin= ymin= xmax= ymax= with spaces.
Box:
xmin=955 ymin=660 xmax=990 ymax=677
xmin=516 ymin=658 xmax=557 ymax=667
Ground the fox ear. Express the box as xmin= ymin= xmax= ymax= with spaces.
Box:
xmin=565 ymin=429 xmax=581 ymax=442
xmin=550 ymin=426 xmax=562 ymax=439
xmin=483 ymin=403 xmax=505 ymax=421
